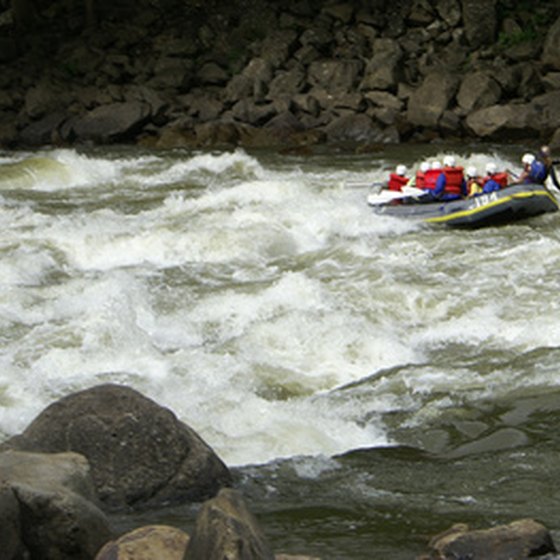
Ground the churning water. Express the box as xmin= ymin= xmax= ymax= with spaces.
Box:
xmin=2 ymin=145 xmax=560 ymax=558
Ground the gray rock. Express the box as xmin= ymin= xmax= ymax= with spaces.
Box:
xmin=2 ymin=384 xmax=232 ymax=510
xmin=183 ymin=488 xmax=274 ymax=560
xmin=324 ymin=113 xmax=386 ymax=143
xmin=465 ymin=102 xmax=537 ymax=138
xmin=462 ymin=0 xmax=497 ymax=48
xmin=70 ymin=102 xmax=151 ymax=143
xmin=361 ymin=38 xmax=403 ymax=91
xmin=308 ymin=59 xmax=363 ymax=94
xmin=0 ymin=450 xmax=113 ymax=560
xmin=406 ymin=72 xmax=459 ymax=127
xmin=457 ymin=71 xmax=502 ymax=112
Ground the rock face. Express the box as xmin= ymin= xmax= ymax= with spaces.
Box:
xmin=1 ymin=384 xmax=232 ymax=510
xmin=1 ymin=1 xmax=560 ymax=149
xmin=0 ymin=450 xmax=113 ymax=560
xmin=425 ymin=519 xmax=556 ymax=559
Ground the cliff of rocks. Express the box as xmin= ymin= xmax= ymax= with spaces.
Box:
xmin=1 ymin=0 xmax=560 ymax=151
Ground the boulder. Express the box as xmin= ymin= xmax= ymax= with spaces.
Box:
xmin=2 ymin=384 xmax=232 ymax=510
xmin=465 ymin=102 xmax=537 ymax=138
xmin=456 ymin=71 xmax=502 ymax=112
xmin=407 ymin=72 xmax=460 ymax=127
xmin=71 ymin=102 xmax=152 ymax=143
xmin=96 ymin=525 xmax=189 ymax=560
xmin=324 ymin=113 xmax=388 ymax=143
xmin=18 ymin=111 xmax=69 ymax=146
xmin=268 ymin=66 xmax=307 ymax=98
xmin=308 ymin=59 xmax=363 ymax=94
xmin=361 ymin=38 xmax=402 ymax=91
xmin=426 ymin=519 xmax=556 ymax=559
xmin=183 ymin=488 xmax=274 ymax=560
xmin=435 ymin=0 xmax=461 ymax=27
xmin=543 ymin=15 xmax=560 ymax=70
xmin=0 ymin=450 xmax=113 ymax=560
xmin=461 ymin=0 xmax=497 ymax=48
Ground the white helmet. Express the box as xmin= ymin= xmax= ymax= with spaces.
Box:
xmin=431 ymin=161 xmax=442 ymax=170
xmin=420 ymin=161 xmax=430 ymax=172
xmin=396 ymin=164 xmax=407 ymax=176
xmin=443 ymin=155 xmax=456 ymax=167
xmin=485 ymin=162 xmax=497 ymax=175
xmin=522 ymin=153 xmax=535 ymax=165
xmin=466 ymin=166 xmax=478 ymax=178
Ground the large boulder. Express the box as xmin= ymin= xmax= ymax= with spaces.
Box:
xmin=308 ymin=59 xmax=363 ymax=94
xmin=456 ymin=71 xmax=502 ymax=113
xmin=70 ymin=102 xmax=152 ymax=143
xmin=0 ymin=450 xmax=113 ymax=560
xmin=2 ymin=384 xmax=232 ymax=510
xmin=426 ymin=519 xmax=556 ymax=559
xmin=407 ymin=72 xmax=460 ymax=128
xmin=465 ymin=102 xmax=538 ymax=138
xmin=184 ymin=488 xmax=274 ymax=560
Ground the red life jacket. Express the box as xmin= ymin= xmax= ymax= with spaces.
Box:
xmin=415 ymin=171 xmax=426 ymax=189
xmin=442 ymin=166 xmax=464 ymax=195
xmin=423 ymin=169 xmax=441 ymax=191
xmin=388 ymin=173 xmax=408 ymax=192
xmin=482 ymin=172 xmax=508 ymax=188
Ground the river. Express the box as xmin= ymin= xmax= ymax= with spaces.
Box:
xmin=1 ymin=144 xmax=560 ymax=559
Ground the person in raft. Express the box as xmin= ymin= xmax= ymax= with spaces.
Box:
xmin=412 ymin=161 xmax=430 ymax=189
xmin=387 ymin=164 xmax=409 ymax=191
xmin=519 ymin=152 xmax=548 ymax=184
xmin=536 ymin=145 xmax=559 ymax=188
xmin=430 ymin=155 xmax=467 ymax=200
xmin=481 ymin=162 xmax=507 ymax=193
xmin=466 ymin=166 xmax=483 ymax=196
xmin=421 ymin=161 xmax=442 ymax=195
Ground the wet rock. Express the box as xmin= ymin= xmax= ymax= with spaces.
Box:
xmin=424 ymin=519 xmax=556 ymax=559
xmin=0 ymin=450 xmax=113 ymax=560
xmin=18 ymin=111 xmax=69 ymax=146
xmin=96 ymin=525 xmax=189 ymax=560
xmin=184 ymin=488 xmax=274 ymax=560
xmin=0 ymin=482 xmax=25 ymax=559
xmin=70 ymin=101 xmax=152 ymax=143
xmin=2 ymin=383 xmax=232 ymax=510
xmin=324 ymin=113 xmax=388 ymax=144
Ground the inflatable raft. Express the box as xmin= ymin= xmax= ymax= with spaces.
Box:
xmin=367 ymin=183 xmax=559 ymax=228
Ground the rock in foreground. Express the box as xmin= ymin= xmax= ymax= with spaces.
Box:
xmin=1 ymin=383 xmax=232 ymax=510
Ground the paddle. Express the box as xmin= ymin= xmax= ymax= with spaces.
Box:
xmin=367 ymin=185 xmax=427 ymax=205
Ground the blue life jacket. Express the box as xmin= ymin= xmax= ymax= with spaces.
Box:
xmin=482 ymin=179 xmax=501 ymax=193
xmin=529 ymin=159 xmax=548 ymax=183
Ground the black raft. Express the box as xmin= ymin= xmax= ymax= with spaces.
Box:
xmin=367 ymin=183 xmax=559 ymax=228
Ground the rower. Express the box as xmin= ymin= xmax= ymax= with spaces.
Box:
xmin=387 ymin=164 xmax=409 ymax=192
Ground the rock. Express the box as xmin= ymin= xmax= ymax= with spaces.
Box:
xmin=96 ymin=525 xmax=189 ymax=560
xmin=231 ymin=99 xmax=277 ymax=126
xmin=406 ymin=72 xmax=459 ymax=127
xmin=0 ymin=482 xmax=24 ymax=559
xmin=70 ymin=102 xmax=152 ymax=143
xmin=532 ymin=90 xmax=560 ymax=131
xmin=2 ymin=384 xmax=233 ymax=510
xmin=18 ymin=111 xmax=69 ymax=146
xmin=462 ymin=0 xmax=497 ymax=48
xmin=324 ymin=113 xmax=388 ymax=144
xmin=268 ymin=66 xmax=307 ymax=98
xmin=308 ymin=59 xmax=363 ymax=94
xmin=456 ymin=71 xmax=502 ymax=112
xmin=543 ymin=15 xmax=560 ymax=70
xmin=24 ymin=79 xmax=72 ymax=119
xmin=361 ymin=38 xmax=403 ymax=91
xmin=465 ymin=102 xmax=537 ymax=138
xmin=196 ymin=62 xmax=230 ymax=86
xmin=435 ymin=0 xmax=461 ymax=27
xmin=0 ymin=450 xmax=113 ymax=560
xmin=426 ymin=519 xmax=556 ymax=559
xmin=183 ymin=488 xmax=274 ymax=560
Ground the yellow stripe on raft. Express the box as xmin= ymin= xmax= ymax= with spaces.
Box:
xmin=424 ymin=190 xmax=559 ymax=224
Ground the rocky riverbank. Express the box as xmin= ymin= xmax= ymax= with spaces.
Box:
xmin=1 ymin=0 xmax=560 ymax=152
xmin=0 ymin=383 xmax=558 ymax=560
